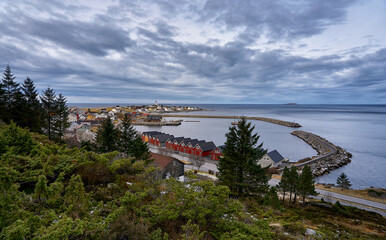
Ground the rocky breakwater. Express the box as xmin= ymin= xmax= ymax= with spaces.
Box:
xmin=163 ymin=114 xmax=302 ymax=128
xmin=291 ymin=130 xmax=352 ymax=176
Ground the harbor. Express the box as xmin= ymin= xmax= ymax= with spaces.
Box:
xmin=162 ymin=114 xmax=302 ymax=128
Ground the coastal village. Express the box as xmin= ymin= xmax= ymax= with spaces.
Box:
xmin=64 ymin=102 xmax=203 ymax=143
xmin=64 ymin=102 xmax=352 ymax=180
xmin=64 ymin=102 xmax=292 ymax=181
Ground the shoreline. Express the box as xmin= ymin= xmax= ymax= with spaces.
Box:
xmin=162 ymin=114 xmax=302 ymax=128
xmin=290 ymin=130 xmax=352 ymax=176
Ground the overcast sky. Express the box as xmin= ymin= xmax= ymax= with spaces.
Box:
xmin=0 ymin=0 xmax=385 ymax=104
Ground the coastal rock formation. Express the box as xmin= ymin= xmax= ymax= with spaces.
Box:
xmin=291 ymin=131 xmax=352 ymax=176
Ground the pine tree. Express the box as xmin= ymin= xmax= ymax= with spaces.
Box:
xmin=297 ymin=165 xmax=317 ymax=204
xmin=278 ymin=167 xmax=290 ymax=202
xmin=336 ymin=172 xmax=351 ymax=190
xmin=54 ymin=93 xmax=69 ymax=140
xmin=40 ymin=88 xmax=57 ymax=140
xmin=1 ymin=65 xmax=20 ymax=123
xmin=33 ymin=175 xmax=49 ymax=211
xmin=20 ymin=77 xmax=41 ymax=132
xmin=288 ymin=167 xmax=298 ymax=203
xmin=118 ymin=115 xmax=137 ymax=155
xmin=64 ymin=174 xmax=88 ymax=217
xmin=0 ymin=80 xmax=6 ymax=122
xmin=96 ymin=117 xmax=119 ymax=153
xmin=263 ymin=186 xmax=280 ymax=209
xmin=118 ymin=114 xmax=151 ymax=161
xmin=132 ymin=135 xmax=151 ymax=162
xmin=218 ymin=117 xmax=269 ymax=197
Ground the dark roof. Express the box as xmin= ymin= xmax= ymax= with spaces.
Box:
xmin=143 ymin=131 xmax=161 ymax=136
xmin=211 ymin=145 xmax=225 ymax=153
xmin=186 ymin=139 xmax=199 ymax=146
xmin=156 ymin=134 xmax=175 ymax=143
xmin=147 ymin=131 xmax=164 ymax=137
xmin=169 ymin=137 xmax=184 ymax=143
xmin=151 ymin=152 xmax=184 ymax=170
xmin=267 ymin=150 xmax=285 ymax=163
xmin=196 ymin=141 xmax=216 ymax=152
xmin=180 ymin=138 xmax=192 ymax=145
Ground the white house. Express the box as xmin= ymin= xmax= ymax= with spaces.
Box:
xmin=68 ymin=113 xmax=78 ymax=122
xmin=257 ymin=150 xmax=286 ymax=168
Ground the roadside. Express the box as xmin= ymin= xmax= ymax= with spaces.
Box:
xmin=150 ymin=147 xmax=386 ymax=217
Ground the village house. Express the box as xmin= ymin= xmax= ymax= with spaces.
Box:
xmin=167 ymin=137 xmax=184 ymax=151
xmin=210 ymin=145 xmax=224 ymax=160
xmin=193 ymin=141 xmax=216 ymax=157
xmin=257 ymin=150 xmax=286 ymax=168
xmin=141 ymin=131 xmax=162 ymax=142
xmin=147 ymin=114 xmax=162 ymax=122
xmin=151 ymin=153 xmax=185 ymax=181
xmin=68 ymin=113 xmax=78 ymax=122
xmin=178 ymin=138 xmax=192 ymax=153
xmin=153 ymin=134 xmax=174 ymax=147
xmin=187 ymin=139 xmax=205 ymax=155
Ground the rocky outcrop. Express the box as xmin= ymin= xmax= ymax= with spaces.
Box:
xmin=291 ymin=131 xmax=352 ymax=176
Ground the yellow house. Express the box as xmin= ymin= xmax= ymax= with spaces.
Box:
xmin=86 ymin=114 xmax=95 ymax=120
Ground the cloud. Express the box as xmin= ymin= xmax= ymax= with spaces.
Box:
xmin=0 ymin=0 xmax=384 ymax=104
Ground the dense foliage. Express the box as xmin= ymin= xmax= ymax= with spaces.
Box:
xmin=0 ymin=124 xmax=277 ymax=239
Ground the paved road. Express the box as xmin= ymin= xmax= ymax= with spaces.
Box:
xmin=269 ymin=178 xmax=386 ymax=217
xmin=150 ymin=147 xmax=385 ymax=217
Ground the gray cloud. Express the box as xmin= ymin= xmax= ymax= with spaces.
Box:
xmin=201 ymin=0 xmax=356 ymax=43
xmin=0 ymin=0 xmax=384 ymax=104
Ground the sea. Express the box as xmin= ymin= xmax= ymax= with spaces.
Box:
xmin=69 ymin=103 xmax=386 ymax=189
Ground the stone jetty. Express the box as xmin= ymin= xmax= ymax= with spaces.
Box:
xmin=131 ymin=121 xmax=181 ymax=126
xmin=162 ymin=114 xmax=302 ymax=128
xmin=291 ymin=130 xmax=352 ymax=176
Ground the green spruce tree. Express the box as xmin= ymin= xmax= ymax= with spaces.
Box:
xmin=263 ymin=186 xmax=280 ymax=209
xmin=33 ymin=175 xmax=49 ymax=211
xmin=40 ymin=88 xmax=57 ymax=140
xmin=278 ymin=167 xmax=290 ymax=203
xmin=218 ymin=117 xmax=269 ymax=197
xmin=288 ymin=167 xmax=299 ymax=203
xmin=64 ymin=174 xmax=88 ymax=217
xmin=1 ymin=65 xmax=20 ymax=123
xmin=297 ymin=165 xmax=317 ymax=204
xmin=118 ymin=114 xmax=151 ymax=161
xmin=118 ymin=114 xmax=137 ymax=155
xmin=20 ymin=77 xmax=42 ymax=132
xmin=54 ymin=93 xmax=69 ymax=140
xmin=336 ymin=172 xmax=352 ymax=190
xmin=0 ymin=79 xmax=5 ymax=121
xmin=96 ymin=117 xmax=119 ymax=153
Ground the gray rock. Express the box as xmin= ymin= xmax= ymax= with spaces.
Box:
xmin=305 ymin=228 xmax=317 ymax=236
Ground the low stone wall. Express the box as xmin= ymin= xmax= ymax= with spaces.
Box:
xmin=291 ymin=131 xmax=352 ymax=176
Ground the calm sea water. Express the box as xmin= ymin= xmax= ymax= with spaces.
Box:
xmin=69 ymin=103 xmax=386 ymax=189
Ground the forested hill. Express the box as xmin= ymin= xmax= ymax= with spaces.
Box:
xmin=0 ymin=123 xmax=384 ymax=239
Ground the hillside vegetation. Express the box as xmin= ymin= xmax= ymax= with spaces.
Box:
xmin=0 ymin=123 xmax=384 ymax=239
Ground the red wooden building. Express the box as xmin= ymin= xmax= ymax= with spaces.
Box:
xmin=194 ymin=141 xmax=216 ymax=157
xmin=210 ymin=146 xmax=224 ymax=160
